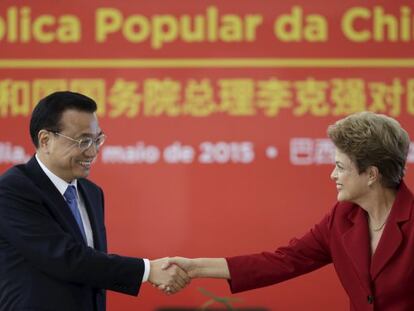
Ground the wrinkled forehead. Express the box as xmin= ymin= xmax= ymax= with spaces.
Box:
xmin=334 ymin=148 xmax=353 ymax=165
xmin=59 ymin=110 xmax=101 ymax=136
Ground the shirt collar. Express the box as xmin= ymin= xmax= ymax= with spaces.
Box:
xmin=35 ymin=153 xmax=78 ymax=196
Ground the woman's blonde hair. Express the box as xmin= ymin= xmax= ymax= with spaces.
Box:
xmin=328 ymin=112 xmax=410 ymax=189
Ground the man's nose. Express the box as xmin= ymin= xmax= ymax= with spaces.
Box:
xmin=84 ymin=143 xmax=98 ymax=156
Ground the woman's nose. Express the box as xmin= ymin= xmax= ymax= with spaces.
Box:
xmin=330 ymin=168 xmax=337 ymax=180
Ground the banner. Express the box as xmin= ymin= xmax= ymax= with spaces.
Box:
xmin=1 ymin=1 xmax=413 ymax=310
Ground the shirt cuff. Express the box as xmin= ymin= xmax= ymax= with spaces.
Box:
xmin=142 ymin=258 xmax=150 ymax=283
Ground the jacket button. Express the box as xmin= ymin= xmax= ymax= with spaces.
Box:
xmin=367 ymin=295 xmax=374 ymax=304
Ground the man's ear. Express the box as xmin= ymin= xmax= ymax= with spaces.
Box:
xmin=37 ymin=130 xmax=51 ymax=154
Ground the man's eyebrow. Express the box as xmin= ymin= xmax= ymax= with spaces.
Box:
xmin=77 ymin=131 xmax=104 ymax=138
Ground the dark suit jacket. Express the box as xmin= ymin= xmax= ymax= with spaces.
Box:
xmin=226 ymin=182 xmax=414 ymax=311
xmin=0 ymin=157 xmax=144 ymax=311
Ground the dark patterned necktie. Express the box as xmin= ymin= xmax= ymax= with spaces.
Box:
xmin=64 ymin=185 xmax=86 ymax=242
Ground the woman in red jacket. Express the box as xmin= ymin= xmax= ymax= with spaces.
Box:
xmin=164 ymin=111 xmax=413 ymax=311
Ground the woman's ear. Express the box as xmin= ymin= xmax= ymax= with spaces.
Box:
xmin=367 ymin=166 xmax=380 ymax=186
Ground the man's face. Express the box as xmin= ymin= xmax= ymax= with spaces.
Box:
xmin=42 ymin=109 xmax=102 ymax=182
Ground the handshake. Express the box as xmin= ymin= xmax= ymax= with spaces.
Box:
xmin=148 ymin=257 xmax=194 ymax=295
xmin=148 ymin=257 xmax=229 ymax=294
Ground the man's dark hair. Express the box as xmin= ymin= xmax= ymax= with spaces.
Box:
xmin=30 ymin=91 xmax=97 ymax=148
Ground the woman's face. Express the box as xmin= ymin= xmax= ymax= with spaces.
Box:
xmin=330 ymin=148 xmax=370 ymax=203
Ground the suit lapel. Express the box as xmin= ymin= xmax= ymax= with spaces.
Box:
xmin=24 ymin=157 xmax=86 ymax=244
xmin=342 ymin=206 xmax=371 ymax=292
xmin=370 ymin=182 xmax=412 ymax=280
xmin=77 ymin=180 xmax=104 ymax=251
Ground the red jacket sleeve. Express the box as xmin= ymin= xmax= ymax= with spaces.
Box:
xmin=226 ymin=206 xmax=336 ymax=293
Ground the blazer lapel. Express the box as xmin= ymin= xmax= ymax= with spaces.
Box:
xmin=77 ymin=180 xmax=105 ymax=251
xmin=342 ymin=206 xmax=372 ymax=292
xmin=24 ymin=156 xmax=86 ymax=244
xmin=370 ymin=182 xmax=413 ymax=280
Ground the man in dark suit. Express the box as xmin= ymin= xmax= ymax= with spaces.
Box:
xmin=0 ymin=91 xmax=189 ymax=310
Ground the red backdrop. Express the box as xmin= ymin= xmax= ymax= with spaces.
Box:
xmin=1 ymin=1 xmax=414 ymax=310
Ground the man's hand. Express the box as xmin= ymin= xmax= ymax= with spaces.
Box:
xmin=161 ymin=257 xmax=197 ymax=277
xmin=156 ymin=257 xmax=197 ymax=294
xmin=162 ymin=257 xmax=230 ymax=279
xmin=149 ymin=257 xmax=190 ymax=294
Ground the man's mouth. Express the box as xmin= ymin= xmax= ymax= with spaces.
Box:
xmin=78 ymin=160 xmax=93 ymax=169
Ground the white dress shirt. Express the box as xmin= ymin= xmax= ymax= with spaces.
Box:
xmin=35 ymin=154 xmax=150 ymax=282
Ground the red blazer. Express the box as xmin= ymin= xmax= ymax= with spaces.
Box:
xmin=226 ymin=182 xmax=414 ymax=311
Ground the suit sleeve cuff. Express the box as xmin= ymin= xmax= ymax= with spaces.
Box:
xmin=142 ymin=258 xmax=150 ymax=283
